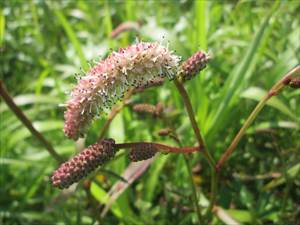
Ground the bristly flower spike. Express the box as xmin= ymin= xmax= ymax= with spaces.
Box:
xmin=64 ymin=42 xmax=181 ymax=140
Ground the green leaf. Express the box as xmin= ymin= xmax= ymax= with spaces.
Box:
xmin=7 ymin=120 xmax=63 ymax=147
xmin=52 ymin=6 xmax=88 ymax=71
xmin=90 ymin=182 xmax=123 ymax=218
xmin=207 ymin=2 xmax=280 ymax=136
xmin=0 ymin=94 xmax=60 ymax=113
xmin=226 ymin=209 xmax=252 ymax=223
xmin=0 ymin=158 xmax=40 ymax=168
xmin=35 ymin=69 xmax=50 ymax=96
xmin=144 ymin=155 xmax=170 ymax=202
xmin=0 ymin=8 xmax=5 ymax=47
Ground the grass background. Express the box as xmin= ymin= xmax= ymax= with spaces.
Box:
xmin=1 ymin=0 xmax=300 ymax=224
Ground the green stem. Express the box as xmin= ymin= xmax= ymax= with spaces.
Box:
xmin=174 ymin=78 xmax=217 ymax=218
xmin=216 ymin=65 xmax=300 ymax=170
xmin=184 ymin=154 xmax=203 ymax=225
xmin=0 ymin=80 xmax=63 ymax=163
xmin=174 ymin=79 xmax=215 ymax=166
xmin=160 ymin=109 xmax=203 ymax=224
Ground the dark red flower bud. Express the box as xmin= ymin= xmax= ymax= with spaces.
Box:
xmin=51 ymin=139 xmax=116 ymax=189
xmin=129 ymin=143 xmax=157 ymax=162
xmin=180 ymin=51 xmax=209 ymax=81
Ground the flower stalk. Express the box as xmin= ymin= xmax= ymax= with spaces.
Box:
xmin=174 ymin=78 xmax=217 ymax=217
xmin=216 ymin=65 xmax=300 ymax=170
xmin=0 ymin=80 xmax=63 ymax=163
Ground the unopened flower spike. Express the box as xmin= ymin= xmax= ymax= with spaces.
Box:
xmin=129 ymin=143 xmax=158 ymax=162
xmin=179 ymin=51 xmax=210 ymax=81
xmin=51 ymin=139 xmax=116 ymax=189
xmin=64 ymin=41 xmax=181 ymax=140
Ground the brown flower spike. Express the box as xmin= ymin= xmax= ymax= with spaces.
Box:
xmin=51 ymin=139 xmax=116 ymax=189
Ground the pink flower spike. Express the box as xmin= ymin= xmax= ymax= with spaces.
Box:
xmin=51 ymin=139 xmax=116 ymax=189
xmin=64 ymin=42 xmax=181 ymax=140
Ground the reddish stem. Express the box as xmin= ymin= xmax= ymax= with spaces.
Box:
xmin=0 ymin=80 xmax=63 ymax=163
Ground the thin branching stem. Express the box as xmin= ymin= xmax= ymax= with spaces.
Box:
xmin=0 ymin=80 xmax=63 ymax=163
xmin=174 ymin=78 xmax=217 ymax=219
xmin=216 ymin=65 xmax=300 ymax=170
xmin=183 ymin=154 xmax=203 ymax=225
xmin=160 ymin=108 xmax=203 ymax=224
xmin=174 ymin=79 xmax=215 ymax=165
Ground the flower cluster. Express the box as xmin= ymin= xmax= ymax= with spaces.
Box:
xmin=64 ymin=42 xmax=181 ymax=140
xmin=129 ymin=143 xmax=158 ymax=162
xmin=179 ymin=51 xmax=209 ymax=81
xmin=51 ymin=139 xmax=116 ymax=189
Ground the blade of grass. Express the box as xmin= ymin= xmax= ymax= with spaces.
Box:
xmin=0 ymin=8 xmax=5 ymax=47
xmin=195 ymin=0 xmax=207 ymax=51
xmin=52 ymin=6 xmax=89 ymax=71
xmin=144 ymin=155 xmax=170 ymax=201
xmin=35 ymin=69 xmax=50 ymax=96
xmin=101 ymin=159 xmax=153 ymax=218
xmin=7 ymin=120 xmax=63 ymax=147
xmin=0 ymin=94 xmax=60 ymax=113
xmin=103 ymin=0 xmax=114 ymax=49
xmin=90 ymin=182 xmax=123 ymax=217
xmin=207 ymin=2 xmax=280 ymax=137
xmin=193 ymin=0 xmax=209 ymax=132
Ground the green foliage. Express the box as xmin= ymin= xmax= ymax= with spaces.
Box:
xmin=1 ymin=0 xmax=299 ymax=224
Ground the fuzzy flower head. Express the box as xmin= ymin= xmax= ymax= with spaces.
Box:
xmin=64 ymin=42 xmax=181 ymax=140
